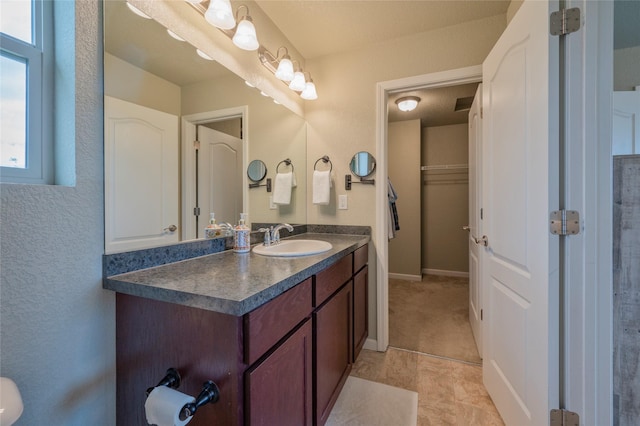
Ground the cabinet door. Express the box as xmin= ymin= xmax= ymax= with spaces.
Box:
xmin=246 ymin=320 xmax=312 ymax=426
xmin=315 ymin=283 xmax=353 ymax=426
xmin=353 ymin=265 xmax=368 ymax=362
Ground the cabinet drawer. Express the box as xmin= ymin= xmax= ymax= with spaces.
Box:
xmin=354 ymin=244 xmax=368 ymax=273
xmin=315 ymin=254 xmax=352 ymax=306
xmin=244 ymin=278 xmax=312 ymax=365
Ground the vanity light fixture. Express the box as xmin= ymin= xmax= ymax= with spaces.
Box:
xmin=232 ymin=6 xmax=259 ymax=51
xmin=300 ymin=73 xmax=318 ymax=100
xmin=196 ymin=49 xmax=214 ymax=60
xmin=288 ymin=61 xmax=307 ymax=92
xmin=126 ymin=2 xmax=151 ymax=19
xmin=395 ymin=96 xmax=421 ymax=112
xmin=273 ymin=47 xmax=295 ymax=82
xmin=205 ymin=0 xmax=235 ymax=30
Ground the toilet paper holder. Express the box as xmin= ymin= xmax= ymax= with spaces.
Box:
xmin=147 ymin=368 xmax=220 ymax=422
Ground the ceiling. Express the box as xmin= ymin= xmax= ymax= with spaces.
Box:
xmin=253 ymin=1 xmax=508 ymax=127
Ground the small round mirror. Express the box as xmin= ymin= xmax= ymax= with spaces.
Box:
xmin=349 ymin=151 xmax=376 ymax=177
xmin=247 ymin=160 xmax=267 ymax=182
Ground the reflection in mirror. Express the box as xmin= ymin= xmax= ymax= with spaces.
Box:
xmin=350 ymin=151 xmax=377 ymax=177
xmin=248 ymin=160 xmax=267 ymax=182
xmin=103 ymin=0 xmax=306 ymax=252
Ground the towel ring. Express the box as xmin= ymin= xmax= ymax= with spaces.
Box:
xmin=314 ymin=155 xmax=332 ymax=172
xmin=276 ymin=158 xmax=294 ymax=173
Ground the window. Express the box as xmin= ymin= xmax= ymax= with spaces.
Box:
xmin=1 ymin=0 xmax=53 ymax=183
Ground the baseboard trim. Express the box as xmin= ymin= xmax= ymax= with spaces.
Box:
xmin=422 ymin=268 xmax=469 ymax=278
xmin=388 ymin=273 xmax=422 ymax=281
xmin=363 ymin=338 xmax=378 ymax=352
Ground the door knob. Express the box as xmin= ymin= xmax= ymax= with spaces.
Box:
xmin=164 ymin=225 xmax=177 ymax=232
xmin=463 ymin=226 xmax=487 ymax=246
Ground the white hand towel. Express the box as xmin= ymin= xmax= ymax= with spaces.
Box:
xmin=313 ymin=170 xmax=331 ymax=205
xmin=291 ymin=172 xmax=297 ymax=188
xmin=273 ymin=172 xmax=293 ymax=205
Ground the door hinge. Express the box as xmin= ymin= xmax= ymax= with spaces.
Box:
xmin=194 ymin=140 xmax=200 ymax=150
xmin=550 ymin=409 xmax=579 ymax=426
xmin=550 ymin=210 xmax=580 ymax=236
xmin=550 ymin=7 xmax=581 ymax=36
xmin=193 ymin=206 xmax=200 ymax=216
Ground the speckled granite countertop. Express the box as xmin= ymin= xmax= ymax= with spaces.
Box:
xmin=104 ymin=233 xmax=369 ymax=316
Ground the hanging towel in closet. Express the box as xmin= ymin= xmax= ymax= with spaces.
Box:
xmin=388 ymin=177 xmax=400 ymax=240
xmin=273 ymin=172 xmax=294 ymax=205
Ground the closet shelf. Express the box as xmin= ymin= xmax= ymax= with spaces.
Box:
xmin=420 ymin=164 xmax=468 ymax=171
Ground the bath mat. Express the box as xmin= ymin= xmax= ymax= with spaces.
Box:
xmin=325 ymin=376 xmax=418 ymax=426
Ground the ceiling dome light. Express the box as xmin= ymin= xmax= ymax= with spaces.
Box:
xmin=196 ymin=49 xmax=214 ymax=61
xmin=288 ymin=71 xmax=306 ymax=92
xmin=126 ymin=2 xmax=151 ymax=19
xmin=395 ymin=96 xmax=420 ymax=112
xmin=232 ymin=15 xmax=259 ymax=51
xmin=205 ymin=0 xmax=236 ymax=30
xmin=301 ymin=80 xmax=318 ymax=100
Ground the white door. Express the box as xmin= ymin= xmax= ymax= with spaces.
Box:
xmin=467 ymin=84 xmax=483 ymax=356
xmin=197 ymin=125 xmax=243 ymax=228
xmin=613 ymin=87 xmax=640 ymax=155
xmin=481 ymin=0 xmax=559 ymax=424
xmin=104 ymin=96 xmax=179 ymax=253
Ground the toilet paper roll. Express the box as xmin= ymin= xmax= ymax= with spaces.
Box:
xmin=145 ymin=386 xmax=196 ymax=426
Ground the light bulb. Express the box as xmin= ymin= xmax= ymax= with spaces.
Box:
xmin=288 ymin=71 xmax=306 ymax=92
xmin=275 ymin=57 xmax=294 ymax=82
xmin=126 ymin=2 xmax=151 ymax=19
xmin=232 ymin=17 xmax=259 ymax=51
xmin=301 ymin=81 xmax=318 ymax=100
xmin=205 ymin=0 xmax=235 ymax=30
xmin=196 ymin=49 xmax=213 ymax=61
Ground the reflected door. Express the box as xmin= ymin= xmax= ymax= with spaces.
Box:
xmin=104 ymin=96 xmax=179 ymax=253
xmin=197 ymin=126 xmax=243 ymax=227
xmin=613 ymin=87 xmax=640 ymax=155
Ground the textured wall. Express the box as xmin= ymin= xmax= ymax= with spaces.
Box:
xmin=0 ymin=2 xmax=116 ymax=425
xmin=613 ymin=155 xmax=640 ymax=426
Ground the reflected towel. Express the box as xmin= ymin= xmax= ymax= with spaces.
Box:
xmin=313 ymin=170 xmax=331 ymax=205
xmin=273 ymin=172 xmax=293 ymax=205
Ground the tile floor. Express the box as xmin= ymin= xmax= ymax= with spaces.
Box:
xmin=351 ymin=347 xmax=504 ymax=425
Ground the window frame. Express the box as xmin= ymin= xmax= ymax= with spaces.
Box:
xmin=1 ymin=0 xmax=53 ymax=184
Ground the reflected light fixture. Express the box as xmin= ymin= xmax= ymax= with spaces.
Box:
xmin=205 ymin=0 xmax=235 ymax=30
xmin=196 ymin=49 xmax=214 ymax=60
xmin=232 ymin=6 xmax=259 ymax=51
xmin=395 ymin=96 xmax=420 ymax=112
xmin=167 ymin=29 xmax=185 ymax=42
xmin=126 ymin=2 xmax=151 ymax=19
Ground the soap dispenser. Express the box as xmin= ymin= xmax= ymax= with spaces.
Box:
xmin=204 ymin=212 xmax=221 ymax=239
xmin=233 ymin=213 xmax=250 ymax=253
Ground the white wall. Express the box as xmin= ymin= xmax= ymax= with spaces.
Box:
xmin=0 ymin=2 xmax=115 ymax=425
xmin=614 ymin=46 xmax=640 ymax=91
xmin=305 ymin=14 xmax=506 ymax=338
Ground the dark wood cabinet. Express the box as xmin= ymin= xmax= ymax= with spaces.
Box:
xmin=245 ymin=319 xmax=313 ymax=426
xmin=314 ymin=282 xmax=353 ymax=425
xmin=353 ymin=265 xmax=368 ymax=362
xmin=114 ymin=243 xmax=368 ymax=426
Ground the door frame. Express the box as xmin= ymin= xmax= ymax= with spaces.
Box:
xmin=374 ymin=65 xmax=482 ymax=351
xmin=182 ymin=106 xmax=249 ymax=240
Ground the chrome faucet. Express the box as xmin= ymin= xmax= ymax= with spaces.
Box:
xmin=270 ymin=223 xmax=294 ymax=244
xmin=258 ymin=227 xmax=272 ymax=246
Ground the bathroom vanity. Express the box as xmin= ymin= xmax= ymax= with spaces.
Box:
xmin=104 ymin=233 xmax=369 ymax=425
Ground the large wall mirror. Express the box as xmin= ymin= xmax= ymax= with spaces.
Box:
xmin=103 ymin=0 xmax=307 ymax=253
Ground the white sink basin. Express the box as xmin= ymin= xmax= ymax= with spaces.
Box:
xmin=252 ymin=239 xmax=332 ymax=257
